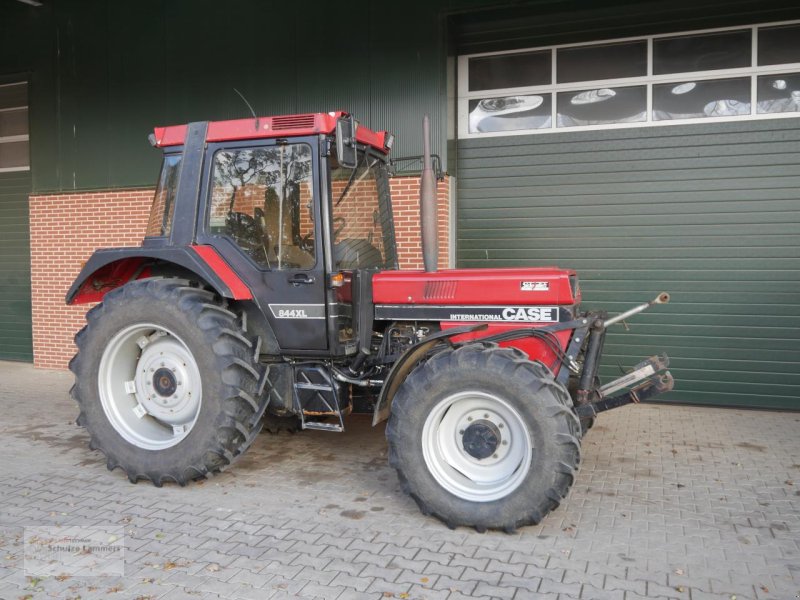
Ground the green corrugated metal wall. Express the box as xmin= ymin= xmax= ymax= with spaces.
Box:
xmin=0 ymin=0 xmax=449 ymax=194
xmin=456 ymin=119 xmax=800 ymax=409
xmin=0 ymin=171 xmax=33 ymax=361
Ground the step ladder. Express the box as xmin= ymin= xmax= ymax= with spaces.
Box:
xmin=292 ymin=364 xmax=344 ymax=432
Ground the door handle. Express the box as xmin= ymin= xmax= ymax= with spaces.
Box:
xmin=288 ymin=273 xmax=315 ymax=286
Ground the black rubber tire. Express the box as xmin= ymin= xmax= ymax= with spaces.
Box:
xmin=386 ymin=343 xmax=581 ymax=531
xmin=70 ymin=278 xmax=268 ymax=486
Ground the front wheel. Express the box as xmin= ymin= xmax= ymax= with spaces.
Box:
xmin=386 ymin=344 xmax=581 ymax=531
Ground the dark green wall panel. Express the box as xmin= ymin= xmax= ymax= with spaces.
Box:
xmin=106 ymin=0 xmax=168 ymax=187
xmin=457 ymin=119 xmax=800 ymax=410
xmin=450 ymin=0 xmax=800 ymax=54
xmin=10 ymin=0 xmax=796 ymax=194
xmin=1 ymin=0 xmax=452 ymax=194
xmin=0 ymin=172 xmax=33 ymax=362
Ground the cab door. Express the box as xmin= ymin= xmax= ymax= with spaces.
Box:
xmin=196 ymin=137 xmax=328 ymax=352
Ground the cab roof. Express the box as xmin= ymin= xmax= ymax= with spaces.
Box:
xmin=152 ymin=111 xmax=392 ymax=154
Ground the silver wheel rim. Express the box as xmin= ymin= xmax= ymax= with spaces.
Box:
xmin=98 ymin=323 xmax=202 ymax=450
xmin=422 ymin=391 xmax=532 ymax=502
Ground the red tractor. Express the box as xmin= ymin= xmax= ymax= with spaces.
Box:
xmin=67 ymin=112 xmax=673 ymax=531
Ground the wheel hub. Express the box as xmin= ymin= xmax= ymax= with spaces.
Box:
xmin=462 ymin=420 xmax=501 ymax=460
xmin=99 ymin=323 xmax=204 ymax=451
xmin=422 ymin=391 xmax=533 ymax=502
xmin=153 ymin=367 xmax=178 ymax=397
xmin=134 ymin=336 xmax=198 ymax=425
xmin=454 ymin=407 xmax=513 ymax=465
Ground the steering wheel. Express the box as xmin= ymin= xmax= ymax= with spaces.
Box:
xmin=299 ymin=232 xmax=315 ymax=253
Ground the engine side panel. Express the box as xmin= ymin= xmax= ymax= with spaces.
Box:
xmin=372 ymin=268 xmax=579 ymax=306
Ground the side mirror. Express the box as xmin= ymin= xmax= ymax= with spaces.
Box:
xmin=335 ymin=115 xmax=358 ymax=168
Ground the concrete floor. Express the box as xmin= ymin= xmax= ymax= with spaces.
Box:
xmin=0 ymin=360 xmax=798 ymax=600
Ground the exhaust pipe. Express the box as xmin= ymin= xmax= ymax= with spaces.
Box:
xmin=420 ymin=115 xmax=438 ymax=272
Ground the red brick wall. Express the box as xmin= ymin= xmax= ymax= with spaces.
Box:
xmin=29 ymin=189 xmax=154 ymax=369
xmin=390 ymin=176 xmax=451 ymax=270
xmin=29 ymin=175 xmax=451 ymax=369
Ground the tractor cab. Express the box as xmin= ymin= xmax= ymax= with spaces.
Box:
xmin=77 ymin=112 xmax=399 ymax=357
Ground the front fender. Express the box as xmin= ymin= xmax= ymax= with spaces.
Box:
xmin=371 ymin=323 xmax=488 ymax=426
xmin=66 ymin=245 xmax=253 ymax=304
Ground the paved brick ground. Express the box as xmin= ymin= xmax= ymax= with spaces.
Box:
xmin=0 ymin=360 xmax=798 ymax=600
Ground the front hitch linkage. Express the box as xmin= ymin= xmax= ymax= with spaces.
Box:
xmin=575 ymin=292 xmax=673 ymax=416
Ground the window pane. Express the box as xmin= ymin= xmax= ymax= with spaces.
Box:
xmin=0 ymin=107 xmax=27 ymax=137
xmin=468 ymin=51 xmax=551 ymax=91
xmin=331 ymin=155 xmax=395 ymax=270
xmin=557 ymin=40 xmax=647 ymax=83
xmin=653 ymin=77 xmax=750 ymax=120
xmin=653 ymin=30 xmax=751 ymax=74
xmin=557 ymin=86 xmax=645 ymax=127
xmin=146 ymin=154 xmax=182 ymax=237
xmin=0 ymin=82 xmax=27 ymax=110
xmin=0 ymin=139 xmax=28 ymax=169
xmin=468 ymin=95 xmax=552 ymax=133
xmin=208 ymin=145 xmax=315 ymax=270
xmin=758 ymin=72 xmax=800 ymax=114
xmin=758 ymin=24 xmax=800 ymax=66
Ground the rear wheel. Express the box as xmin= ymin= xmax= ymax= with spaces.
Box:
xmin=386 ymin=343 xmax=581 ymax=531
xmin=70 ymin=278 xmax=268 ymax=485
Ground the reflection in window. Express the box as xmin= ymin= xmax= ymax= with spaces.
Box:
xmin=0 ymin=107 xmax=28 ymax=137
xmin=208 ymin=145 xmax=315 ymax=270
xmin=758 ymin=73 xmax=800 ymax=114
xmin=330 ymin=154 xmax=395 ymax=270
xmin=653 ymin=77 xmax=750 ymax=120
xmin=0 ymin=81 xmax=27 ymax=108
xmin=758 ymin=24 xmax=800 ymax=66
xmin=557 ymin=86 xmax=645 ymax=127
xmin=557 ymin=41 xmax=647 ymax=83
xmin=0 ymin=140 xmax=29 ymax=170
xmin=0 ymin=82 xmax=28 ymax=171
xmin=468 ymin=51 xmax=551 ymax=92
xmin=468 ymin=95 xmax=551 ymax=133
xmin=654 ymin=30 xmax=751 ymax=74
xmin=146 ymin=154 xmax=181 ymax=237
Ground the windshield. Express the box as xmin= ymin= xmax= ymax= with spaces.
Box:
xmin=330 ymin=150 xmax=398 ymax=271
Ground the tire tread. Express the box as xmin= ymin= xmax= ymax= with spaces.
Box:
xmin=386 ymin=342 xmax=581 ymax=531
xmin=70 ymin=278 xmax=268 ymax=487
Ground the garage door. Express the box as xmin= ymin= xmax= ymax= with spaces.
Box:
xmin=0 ymin=82 xmax=33 ymax=361
xmin=457 ymin=118 xmax=800 ymax=410
xmin=455 ymin=20 xmax=800 ymax=410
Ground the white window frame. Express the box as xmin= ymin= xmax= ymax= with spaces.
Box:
xmin=0 ymin=81 xmax=30 ymax=173
xmin=457 ymin=19 xmax=800 ymax=138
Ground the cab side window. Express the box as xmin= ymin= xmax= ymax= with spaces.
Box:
xmin=208 ymin=144 xmax=315 ymax=270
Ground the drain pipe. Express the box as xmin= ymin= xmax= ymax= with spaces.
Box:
xmin=420 ymin=115 xmax=438 ymax=272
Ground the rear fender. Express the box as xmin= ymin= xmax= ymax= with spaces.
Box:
xmin=66 ymin=246 xmax=253 ymax=305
